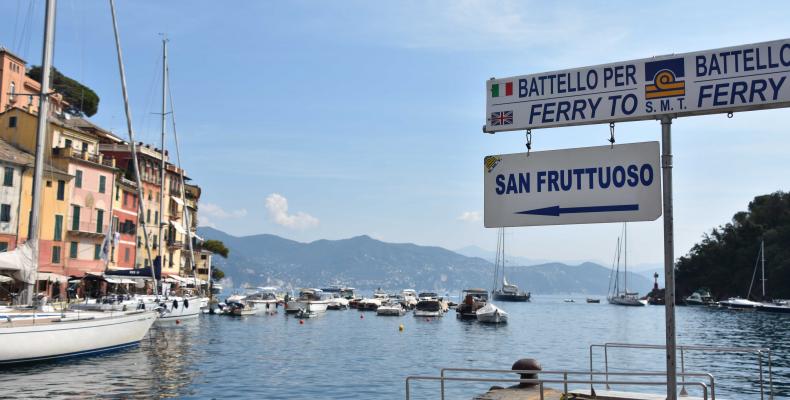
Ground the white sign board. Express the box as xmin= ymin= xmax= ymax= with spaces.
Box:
xmin=484 ymin=142 xmax=661 ymax=227
xmin=485 ymin=38 xmax=790 ymax=132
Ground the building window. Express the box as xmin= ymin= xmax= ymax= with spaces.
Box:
xmin=112 ymin=216 xmax=119 ymax=233
xmin=0 ymin=204 xmax=10 ymax=223
xmin=52 ymin=246 xmax=61 ymax=264
xmin=8 ymin=116 xmax=16 ymax=128
xmin=65 ymin=138 xmax=72 ymax=149
xmin=57 ymin=180 xmax=65 ymax=200
xmin=137 ymin=236 xmax=141 ymax=247
xmin=155 ymin=211 xmax=159 ymax=225
xmin=69 ymin=242 xmax=78 ymax=259
xmin=124 ymin=248 xmax=130 ymax=262
xmin=3 ymin=167 xmax=12 ymax=187
xmin=147 ymin=209 xmax=151 ymax=223
xmin=94 ymin=244 xmax=101 ymax=260
xmin=115 ymin=185 xmax=120 ymax=201
xmin=99 ymin=175 xmax=106 ymax=193
xmin=75 ymin=170 xmax=83 ymax=188
xmin=144 ymin=258 xmax=150 ymax=268
xmin=123 ymin=192 xmax=128 ymax=207
xmin=0 ymin=242 xmax=7 ymax=252
xmin=81 ymin=142 xmax=88 ymax=153
xmin=71 ymin=205 xmax=80 ymax=230
xmin=54 ymin=215 xmax=63 ymax=241
xmin=8 ymin=81 xmax=15 ymax=101
xmin=96 ymin=209 xmax=104 ymax=234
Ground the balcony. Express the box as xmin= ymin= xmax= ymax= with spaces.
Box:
xmin=167 ymin=239 xmax=184 ymax=249
xmin=68 ymin=218 xmax=110 ymax=237
xmin=53 ymin=147 xmax=115 ymax=168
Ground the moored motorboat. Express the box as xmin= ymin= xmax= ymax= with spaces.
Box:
xmin=327 ymin=293 xmax=350 ymax=310
xmin=719 ymin=297 xmax=762 ymax=309
xmin=376 ymin=302 xmax=406 ymax=316
xmin=226 ymin=300 xmax=256 ymax=316
xmin=414 ymin=297 xmax=443 ymax=317
xmin=400 ymin=289 xmax=419 ymax=309
xmin=475 ymin=303 xmax=508 ymax=324
xmin=684 ymin=289 xmax=714 ymax=305
xmin=586 ymin=298 xmax=600 ymax=303
xmin=455 ymin=289 xmax=488 ymax=319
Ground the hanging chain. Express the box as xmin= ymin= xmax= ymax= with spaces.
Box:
xmin=525 ymin=129 xmax=532 ymax=156
xmin=608 ymin=122 xmax=616 ymax=149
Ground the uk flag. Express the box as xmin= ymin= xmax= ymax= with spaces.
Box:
xmin=490 ymin=111 xmax=513 ymax=126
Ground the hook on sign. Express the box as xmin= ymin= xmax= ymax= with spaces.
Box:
xmin=525 ymin=129 xmax=532 ymax=156
xmin=608 ymin=122 xmax=616 ymax=149
xmin=727 ymin=112 xmax=734 ymax=118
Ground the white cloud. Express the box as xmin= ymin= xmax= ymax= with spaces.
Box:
xmin=265 ymin=193 xmax=319 ymax=230
xmin=458 ymin=211 xmax=481 ymax=223
xmin=201 ymin=203 xmax=248 ymax=219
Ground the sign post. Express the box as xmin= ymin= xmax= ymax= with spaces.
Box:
xmin=483 ymin=38 xmax=790 ymax=400
xmin=660 ymin=117 xmax=677 ymax=400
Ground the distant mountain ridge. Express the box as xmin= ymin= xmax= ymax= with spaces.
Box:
xmin=198 ymin=227 xmax=652 ymax=294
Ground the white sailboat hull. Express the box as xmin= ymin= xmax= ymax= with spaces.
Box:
xmin=0 ymin=310 xmax=157 ymax=364
xmin=608 ymin=295 xmax=647 ymax=306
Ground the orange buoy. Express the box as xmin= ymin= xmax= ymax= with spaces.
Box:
xmin=176 ymin=320 xmax=180 ymax=324
xmin=299 ymin=319 xmax=304 ymax=324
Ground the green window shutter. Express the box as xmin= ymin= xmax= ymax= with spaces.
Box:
xmin=54 ymin=215 xmax=63 ymax=241
xmin=70 ymin=242 xmax=78 ymax=258
xmin=75 ymin=170 xmax=83 ymax=188
xmin=99 ymin=176 xmax=106 ymax=194
xmin=96 ymin=209 xmax=104 ymax=234
xmin=52 ymin=246 xmax=61 ymax=263
xmin=3 ymin=166 xmax=13 ymax=187
xmin=71 ymin=206 xmax=80 ymax=230
xmin=94 ymin=244 xmax=101 ymax=260
xmin=0 ymin=242 xmax=8 ymax=252
xmin=57 ymin=180 xmax=65 ymax=200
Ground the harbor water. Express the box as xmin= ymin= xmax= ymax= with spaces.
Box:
xmin=1 ymin=295 xmax=787 ymax=399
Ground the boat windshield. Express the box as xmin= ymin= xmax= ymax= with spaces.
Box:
xmin=416 ymin=300 xmax=440 ymax=311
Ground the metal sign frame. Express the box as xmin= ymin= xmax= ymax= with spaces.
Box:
xmin=482 ymin=38 xmax=790 ymax=400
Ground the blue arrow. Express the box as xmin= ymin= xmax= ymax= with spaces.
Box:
xmin=516 ymin=204 xmax=639 ymax=216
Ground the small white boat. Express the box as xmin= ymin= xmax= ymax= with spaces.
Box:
xmin=247 ymin=291 xmax=278 ymax=314
xmin=357 ymin=297 xmax=383 ymax=311
xmin=401 ymin=289 xmax=419 ymax=309
xmin=608 ymin=293 xmax=648 ymax=307
xmin=476 ymin=303 xmax=508 ymax=324
xmin=226 ymin=301 xmax=256 ymax=316
xmin=564 ymin=299 xmax=575 ymax=303
xmin=327 ymin=293 xmax=350 ymax=310
xmin=376 ymin=303 xmax=406 ymax=316
xmin=684 ymin=289 xmax=713 ymax=305
xmin=295 ymin=289 xmax=329 ymax=314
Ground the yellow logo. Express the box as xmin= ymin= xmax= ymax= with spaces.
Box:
xmin=484 ymin=156 xmax=502 ymax=173
xmin=645 ymin=58 xmax=685 ymax=99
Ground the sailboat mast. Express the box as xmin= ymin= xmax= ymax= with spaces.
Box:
xmin=761 ymin=239 xmax=765 ymax=299
xmin=109 ymin=0 xmax=158 ymax=296
xmin=492 ymin=228 xmax=501 ymax=294
xmin=624 ymin=223 xmax=628 ymax=293
xmin=26 ymin=0 xmax=57 ymax=305
xmin=158 ymin=38 xmax=168 ymax=280
xmin=165 ymin=60 xmax=201 ymax=296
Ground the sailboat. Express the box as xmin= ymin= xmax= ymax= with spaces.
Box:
xmin=0 ymin=0 xmax=157 ymax=365
xmin=719 ymin=240 xmax=788 ymax=312
xmin=607 ymin=223 xmax=647 ymax=307
xmin=491 ymin=228 xmax=531 ymax=302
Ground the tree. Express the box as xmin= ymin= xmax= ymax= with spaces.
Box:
xmin=211 ymin=267 xmax=225 ymax=281
xmin=28 ymin=66 xmax=100 ymax=117
xmin=676 ymin=191 xmax=790 ymax=301
xmin=202 ymin=239 xmax=229 ymax=258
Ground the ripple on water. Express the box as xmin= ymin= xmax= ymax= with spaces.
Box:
xmin=0 ymin=296 xmax=787 ymax=399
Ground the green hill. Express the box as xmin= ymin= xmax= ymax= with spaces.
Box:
xmin=676 ymin=191 xmax=790 ymax=301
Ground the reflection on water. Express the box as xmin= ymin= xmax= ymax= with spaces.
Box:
xmin=0 ymin=296 xmax=787 ymax=399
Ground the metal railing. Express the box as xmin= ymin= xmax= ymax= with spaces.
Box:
xmin=589 ymin=342 xmax=774 ymax=399
xmin=405 ymin=369 xmax=712 ymax=400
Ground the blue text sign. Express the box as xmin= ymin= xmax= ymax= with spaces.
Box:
xmin=485 ymin=39 xmax=790 ymax=132
xmin=484 ymin=142 xmax=662 ymax=227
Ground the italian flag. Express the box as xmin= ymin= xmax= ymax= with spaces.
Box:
xmin=491 ymin=81 xmax=513 ymax=97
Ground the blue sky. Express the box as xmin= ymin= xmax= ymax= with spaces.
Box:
xmin=2 ymin=1 xmax=790 ymax=267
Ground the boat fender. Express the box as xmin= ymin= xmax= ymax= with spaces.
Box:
xmin=183 ymin=299 xmax=189 ymax=308
xmin=173 ymin=299 xmax=179 ymax=309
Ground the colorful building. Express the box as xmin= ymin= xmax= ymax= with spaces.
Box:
xmin=109 ymin=175 xmax=137 ymax=269
xmin=0 ymin=48 xmax=66 ymax=116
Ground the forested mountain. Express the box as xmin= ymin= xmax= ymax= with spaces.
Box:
xmin=676 ymin=191 xmax=790 ymax=300
xmin=198 ymin=227 xmax=651 ymax=294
